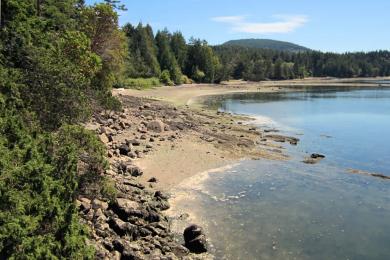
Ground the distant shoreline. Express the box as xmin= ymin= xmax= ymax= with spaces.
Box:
xmin=115 ymin=77 xmax=390 ymax=108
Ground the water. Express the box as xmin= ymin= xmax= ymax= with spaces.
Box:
xmin=173 ymin=87 xmax=390 ymax=260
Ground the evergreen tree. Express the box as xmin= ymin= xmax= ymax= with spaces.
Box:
xmin=155 ymin=29 xmax=182 ymax=85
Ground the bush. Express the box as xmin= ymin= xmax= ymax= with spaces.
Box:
xmin=181 ymin=75 xmax=193 ymax=84
xmin=0 ymin=118 xmax=101 ymax=258
xmin=192 ymin=68 xmax=206 ymax=83
xmin=120 ymin=78 xmax=161 ymax=90
xmin=160 ymin=70 xmax=174 ymax=86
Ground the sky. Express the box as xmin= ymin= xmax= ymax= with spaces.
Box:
xmin=86 ymin=0 xmax=390 ymax=53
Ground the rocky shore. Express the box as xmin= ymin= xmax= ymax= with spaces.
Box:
xmin=78 ymin=92 xmax=298 ymax=259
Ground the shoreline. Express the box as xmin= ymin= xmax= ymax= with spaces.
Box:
xmin=112 ymin=77 xmax=388 ymax=192
xmin=84 ymin=77 xmax=388 ymax=258
xmin=114 ymin=77 xmax=390 ymax=108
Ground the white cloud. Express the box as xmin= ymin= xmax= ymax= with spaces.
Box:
xmin=212 ymin=15 xmax=308 ymax=34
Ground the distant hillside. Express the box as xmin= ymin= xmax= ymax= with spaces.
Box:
xmin=222 ymin=39 xmax=310 ymax=52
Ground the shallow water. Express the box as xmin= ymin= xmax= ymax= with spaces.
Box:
xmin=173 ymin=87 xmax=390 ymax=259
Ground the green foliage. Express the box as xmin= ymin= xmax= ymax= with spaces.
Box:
xmin=155 ymin=30 xmax=183 ymax=85
xmin=81 ymin=3 xmax=128 ymax=94
xmin=214 ymin=45 xmax=390 ymax=81
xmin=100 ymin=178 xmax=118 ymax=202
xmin=123 ymin=23 xmax=161 ymax=78
xmin=120 ymin=77 xmax=161 ymax=89
xmin=160 ymin=70 xmax=174 ymax=86
xmin=0 ymin=1 xmax=125 ymax=258
xmin=181 ymin=75 xmax=193 ymax=84
xmin=0 ymin=113 xmax=99 ymax=258
xmin=185 ymin=38 xmax=220 ymax=83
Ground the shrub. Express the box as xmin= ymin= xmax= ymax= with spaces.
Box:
xmin=160 ymin=70 xmax=174 ymax=86
xmin=192 ymin=68 xmax=206 ymax=83
xmin=120 ymin=78 xmax=161 ymax=90
xmin=181 ymin=75 xmax=193 ymax=84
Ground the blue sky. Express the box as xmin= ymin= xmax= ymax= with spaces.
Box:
xmin=86 ymin=0 xmax=390 ymax=53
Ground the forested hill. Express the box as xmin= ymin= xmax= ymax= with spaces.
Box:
xmin=222 ymin=39 xmax=310 ymax=52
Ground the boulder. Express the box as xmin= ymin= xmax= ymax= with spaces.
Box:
xmin=183 ymin=225 xmax=207 ymax=253
xmin=147 ymin=120 xmax=165 ymax=133
xmin=119 ymin=144 xmax=131 ymax=156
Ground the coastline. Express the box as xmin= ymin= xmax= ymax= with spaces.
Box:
xmin=85 ymin=77 xmax=388 ymax=258
xmin=112 ymin=77 xmax=388 ymax=191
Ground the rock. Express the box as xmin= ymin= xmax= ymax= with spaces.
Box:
xmin=119 ymin=121 xmax=127 ymax=129
xmin=303 ymin=154 xmax=325 ymax=164
xmin=147 ymin=120 xmax=165 ymax=133
xmin=169 ymin=244 xmax=189 ymax=257
xmin=112 ymin=239 xmax=125 ymax=253
xmin=183 ymin=225 xmax=208 ymax=253
xmin=127 ymin=139 xmax=141 ymax=146
xmin=92 ymin=199 xmax=109 ymax=210
xmin=116 ymin=198 xmax=140 ymax=211
xmin=154 ymin=191 xmax=169 ymax=200
xmin=310 ymin=153 xmax=325 ymax=159
xmin=77 ymin=197 xmax=91 ymax=212
xmin=108 ymin=217 xmax=138 ymax=238
xmin=99 ymin=133 xmax=110 ymax=144
xmin=119 ymin=144 xmax=131 ymax=156
xmin=148 ymin=177 xmax=158 ymax=183
xmin=127 ymin=165 xmax=143 ymax=177
xmin=122 ymin=249 xmax=144 ymax=260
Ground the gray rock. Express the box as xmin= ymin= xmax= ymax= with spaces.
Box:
xmin=108 ymin=217 xmax=138 ymax=238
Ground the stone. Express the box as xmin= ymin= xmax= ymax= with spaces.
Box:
xmin=183 ymin=225 xmax=208 ymax=253
xmin=119 ymin=121 xmax=126 ymax=129
xmin=99 ymin=133 xmax=110 ymax=144
xmin=92 ymin=199 xmax=109 ymax=210
xmin=116 ymin=198 xmax=140 ymax=211
xmin=154 ymin=191 xmax=169 ymax=200
xmin=127 ymin=139 xmax=141 ymax=146
xmin=127 ymin=165 xmax=143 ymax=177
xmin=148 ymin=177 xmax=158 ymax=183
xmin=119 ymin=144 xmax=131 ymax=156
xmin=77 ymin=197 xmax=91 ymax=212
xmin=310 ymin=153 xmax=325 ymax=159
xmin=108 ymin=217 xmax=138 ymax=238
xmin=147 ymin=120 xmax=165 ymax=133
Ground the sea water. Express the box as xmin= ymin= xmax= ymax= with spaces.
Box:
xmin=173 ymin=86 xmax=390 ymax=260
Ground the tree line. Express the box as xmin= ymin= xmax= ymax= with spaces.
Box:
xmin=119 ymin=23 xmax=390 ymax=85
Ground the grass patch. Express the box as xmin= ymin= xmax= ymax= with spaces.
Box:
xmin=116 ymin=78 xmax=162 ymax=90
